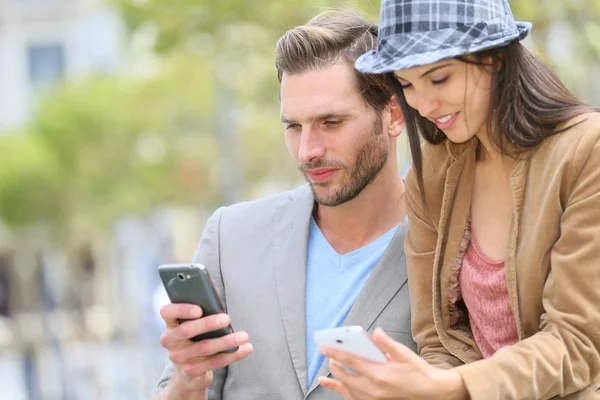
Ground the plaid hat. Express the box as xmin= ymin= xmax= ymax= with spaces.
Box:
xmin=356 ymin=0 xmax=532 ymax=73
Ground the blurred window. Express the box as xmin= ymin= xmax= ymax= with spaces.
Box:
xmin=27 ymin=43 xmax=65 ymax=89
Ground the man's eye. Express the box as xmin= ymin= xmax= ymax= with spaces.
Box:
xmin=324 ymin=120 xmax=341 ymax=126
xmin=285 ymin=123 xmax=300 ymax=130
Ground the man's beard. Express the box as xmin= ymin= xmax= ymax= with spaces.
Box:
xmin=299 ymin=117 xmax=389 ymax=207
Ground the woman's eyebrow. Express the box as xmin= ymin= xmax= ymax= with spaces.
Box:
xmin=395 ymin=62 xmax=452 ymax=81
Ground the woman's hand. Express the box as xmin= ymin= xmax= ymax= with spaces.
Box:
xmin=318 ymin=328 xmax=469 ymax=400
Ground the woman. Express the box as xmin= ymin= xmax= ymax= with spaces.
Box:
xmin=318 ymin=0 xmax=600 ymax=399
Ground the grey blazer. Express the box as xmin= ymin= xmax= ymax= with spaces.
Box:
xmin=157 ymin=185 xmax=416 ymax=399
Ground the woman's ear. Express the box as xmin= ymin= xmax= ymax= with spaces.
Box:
xmin=497 ymin=50 xmax=505 ymax=72
xmin=387 ymin=95 xmax=405 ymax=138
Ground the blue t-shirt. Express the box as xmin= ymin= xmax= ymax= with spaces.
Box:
xmin=305 ymin=218 xmax=399 ymax=386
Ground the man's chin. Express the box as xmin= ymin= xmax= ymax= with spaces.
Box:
xmin=310 ymin=185 xmax=336 ymax=205
xmin=310 ymin=185 xmax=354 ymax=207
xmin=309 ymin=180 xmax=331 ymax=188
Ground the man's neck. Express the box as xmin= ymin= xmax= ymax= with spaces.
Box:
xmin=313 ymin=167 xmax=406 ymax=255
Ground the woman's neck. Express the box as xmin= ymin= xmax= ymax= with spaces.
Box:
xmin=476 ymin=131 xmax=515 ymax=173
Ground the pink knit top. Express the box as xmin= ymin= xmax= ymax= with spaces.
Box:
xmin=459 ymin=226 xmax=519 ymax=358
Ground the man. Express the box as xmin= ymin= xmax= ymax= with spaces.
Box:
xmin=155 ymin=10 xmax=416 ymax=400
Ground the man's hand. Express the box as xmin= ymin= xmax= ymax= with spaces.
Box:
xmin=158 ymin=303 xmax=253 ymax=397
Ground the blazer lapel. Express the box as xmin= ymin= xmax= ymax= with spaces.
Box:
xmin=273 ymin=185 xmax=314 ymax=395
xmin=307 ymin=219 xmax=410 ymax=394
xmin=434 ymin=140 xmax=479 ymax=362
xmin=506 ymin=158 xmax=530 ymax=340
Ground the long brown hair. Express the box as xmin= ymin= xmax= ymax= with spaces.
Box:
xmin=386 ymin=42 xmax=599 ymax=191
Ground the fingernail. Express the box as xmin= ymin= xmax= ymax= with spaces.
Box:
xmin=190 ymin=307 xmax=202 ymax=318
xmin=236 ymin=332 xmax=248 ymax=344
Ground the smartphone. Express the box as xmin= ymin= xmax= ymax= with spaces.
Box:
xmin=158 ymin=263 xmax=237 ymax=352
xmin=313 ymin=326 xmax=387 ymax=373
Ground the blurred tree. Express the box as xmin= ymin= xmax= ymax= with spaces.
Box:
xmin=0 ymin=55 xmax=218 ymax=235
xmin=29 ymin=58 xmax=220 ymax=231
xmin=511 ymin=0 xmax=600 ymax=103
xmin=0 ymin=135 xmax=64 ymax=228
xmin=115 ymin=0 xmax=380 ymax=53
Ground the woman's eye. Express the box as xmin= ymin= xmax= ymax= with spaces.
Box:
xmin=400 ymin=82 xmax=412 ymax=89
xmin=432 ymin=76 xmax=449 ymax=85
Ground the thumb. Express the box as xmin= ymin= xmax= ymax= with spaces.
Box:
xmin=372 ymin=328 xmax=419 ymax=363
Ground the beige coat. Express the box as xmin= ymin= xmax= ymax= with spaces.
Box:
xmin=405 ymin=112 xmax=600 ymax=399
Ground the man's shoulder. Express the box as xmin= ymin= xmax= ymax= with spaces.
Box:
xmin=214 ymin=184 xmax=312 ymax=228
xmin=385 ymin=216 xmax=410 ymax=264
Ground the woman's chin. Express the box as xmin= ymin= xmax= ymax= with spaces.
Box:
xmin=442 ymin=128 xmax=477 ymax=144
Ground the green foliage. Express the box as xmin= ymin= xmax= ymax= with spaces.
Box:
xmin=509 ymin=0 xmax=600 ymax=101
xmin=115 ymin=0 xmax=380 ymax=54
xmin=0 ymin=135 xmax=64 ymax=227
xmin=0 ymin=54 xmax=222 ymax=232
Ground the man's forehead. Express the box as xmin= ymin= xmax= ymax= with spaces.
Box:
xmin=279 ymin=63 xmax=365 ymax=120
xmin=280 ymin=97 xmax=363 ymax=123
xmin=280 ymin=63 xmax=358 ymax=96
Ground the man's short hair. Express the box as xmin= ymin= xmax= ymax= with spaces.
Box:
xmin=275 ymin=10 xmax=393 ymax=112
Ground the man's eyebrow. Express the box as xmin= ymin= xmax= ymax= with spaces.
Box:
xmin=281 ymin=112 xmax=354 ymax=124
xmin=395 ymin=62 xmax=452 ymax=81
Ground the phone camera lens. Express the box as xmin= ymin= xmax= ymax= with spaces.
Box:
xmin=335 ymin=339 xmax=343 ymax=344
xmin=177 ymin=273 xmax=186 ymax=281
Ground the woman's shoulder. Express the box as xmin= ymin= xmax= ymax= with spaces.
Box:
xmin=419 ymin=139 xmax=467 ymax=180
xmin=414 ymin=139 xmax=476 ymax=190
xmin=554 ymin=111 xmax=600 ymax=143
xmin=537 ymin=111 xmax=600 ymax=169
xmin=405 ymin=139 xmax=468 ymax=221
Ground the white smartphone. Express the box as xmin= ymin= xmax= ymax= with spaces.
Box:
xmin=313 ymin=325 xmax=387 ymax=372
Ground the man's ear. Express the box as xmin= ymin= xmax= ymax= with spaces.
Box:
xmin=387 ymin=95 xmax=405 ymax=138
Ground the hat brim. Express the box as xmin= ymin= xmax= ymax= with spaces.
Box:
xmin=356 ymin=21 xmax=531 ymax=74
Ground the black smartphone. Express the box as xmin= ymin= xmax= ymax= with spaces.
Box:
xmin=158 ymin=263 xmax=237 ymax=351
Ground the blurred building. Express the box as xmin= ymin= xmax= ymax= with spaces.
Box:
xmin=0 ymin=0 xmax=123 ymax=131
